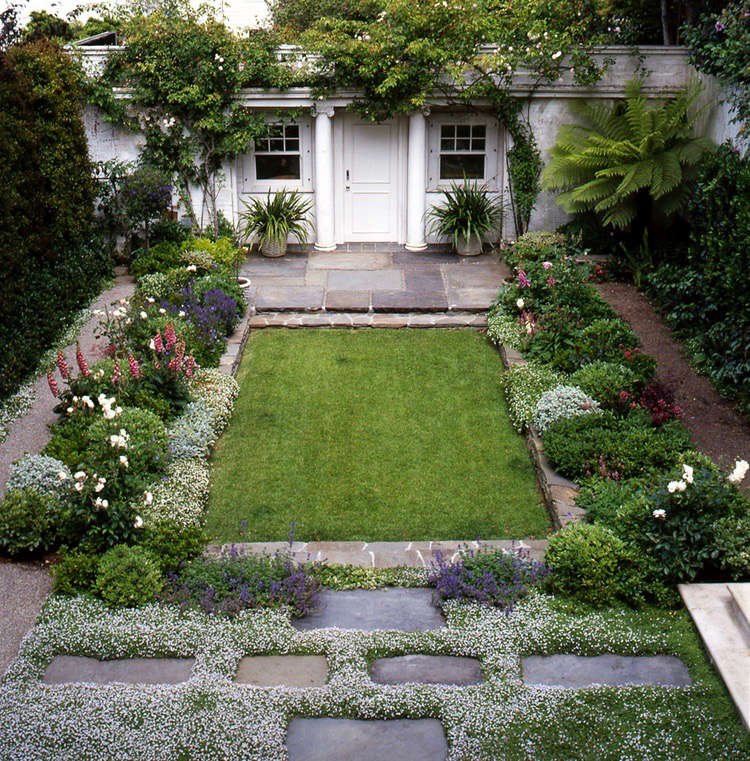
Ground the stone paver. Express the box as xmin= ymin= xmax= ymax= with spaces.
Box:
xmin=521 ymin=654 xmax=693 ymax=689
xmin=286 ymin=718 xmax=447 ymax=761
xmin=42 ymin=655 xmax=195 ymax=685
xmin=371 ymin=655 xmax=483 ymax=685
xmin=240 ymin=249 xmax=507 ymax=315
xmin=293 ymin=588 xmax=444 ymax=631
xmin=235 ymin=655 xmax=328 ymax=687
xmin=0 ymin=562 xmax=53 ymax=677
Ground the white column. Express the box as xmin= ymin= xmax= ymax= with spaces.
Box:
xmin=406 ymin=110 xmax=428 ymax=251
xmin=313 ymin=103 xmax=336 ymax=251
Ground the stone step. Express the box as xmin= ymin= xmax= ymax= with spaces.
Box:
xmin=728 ymin=583 xmax=750 ymax=640
xmin=246 ymin=311 xmax=488 ymax=328
xmin=679 ymin=583 xmax=750 ymax=731
xmin=204 ymin=539 xmax=549 ymax=567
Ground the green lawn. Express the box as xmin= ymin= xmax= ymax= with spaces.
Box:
xmin=206 ymin=329 xmax=548 ymax=541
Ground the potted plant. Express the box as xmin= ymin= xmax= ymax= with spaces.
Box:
xmin=239 ymin=190 xmax=314 ymax=257
xmin=426 ymin=179 xmax=503 ymax=256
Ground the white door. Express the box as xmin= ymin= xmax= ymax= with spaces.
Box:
xmin=342 ymin=116 xmax=400 ymax=241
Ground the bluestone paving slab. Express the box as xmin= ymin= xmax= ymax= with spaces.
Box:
xmin=234 ymin=655 xmax=328 ymax=687
xmin=371 ymin=655 xmax=483 ymax=685
xmin=443 ymin=268 xmax=504 ymax=289
xmin=255 ymin=286 xmax=325 ymax=311
xmin=522 ymin=654 xmax=692 ymax=689
xmin=371 ymin=290 xmax=448 ymax=312
xmin=324 ymin=290 xmax=371 ymax=311
xmin=447 ymin=288 xmax=500 ymax=310
xmin=405 ymin=271 xmax=446 ymax=291
xmin=293 ymin=588 xmax=444 ymax=631
xmin=286 ymin=718 xmax=447 ymax=761
xmin=327 ymin=269 xmax=403 ymax=291
xmin=308 ymin=252 xmax=391 ymax=269
xmin=42 ymin=655 xmax=195 ymax=685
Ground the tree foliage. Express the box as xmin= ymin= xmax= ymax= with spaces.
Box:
xmin=542 ymin=79 xmax=714 ymax=234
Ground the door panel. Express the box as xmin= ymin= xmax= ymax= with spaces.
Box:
xmin=343 ymin=117 xmax=398 ymax=241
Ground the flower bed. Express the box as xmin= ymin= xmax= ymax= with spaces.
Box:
xmin=489 ymin=232 xmax=750 ymax=607
xmin=0 ymin=238 xmax=245 ymax=610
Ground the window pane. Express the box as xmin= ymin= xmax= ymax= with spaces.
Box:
xmin=471 ymin=138 xmax=486 ymax=151
xmin=456 ymin=138 xmax=471 ymax=150
xmin=472 ymin=125 xmax=486 ymax=138
xmin=270 ymin=139 xmax=284 ymax=151
xmin=440 ymin=138 xmax=454 ymax=151
xmin=268 ymin=125 xmax=283 ymax=138
xmin=440 ymin=124 xmax=455 ymax=139
xmin=256 ymin=154 xmax=301 ymax=180
xmin=456 ymin=125 xmax=471 ymax=138
xmin=285 ymin=124 xmax=299 ymax=138
xmin=285 ymin=139 xmax=299 ymax=152
xmin=254 ymin=138 xmax=269 ymax=151
xmin=439 ymin=154 xmax=484 ymax=180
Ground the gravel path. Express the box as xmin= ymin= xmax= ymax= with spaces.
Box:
xmin=597 ymin=281 xmax=750 ymax=489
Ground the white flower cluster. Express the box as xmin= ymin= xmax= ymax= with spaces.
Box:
xmin=533 ymin=385 xmax=600 ymax=433
xmin=188 ymin=369 xmax=240 ymax=435
xmin=728 ymin=458 xmax=749 ymax=484
xmin=98 ymin=394 xmax=122 ymax=421
xmin=6 ymin=454 xmax=73 ymax=502
xmin=143 ymin=457 xmax=211 ymax=527
xmin=486 ymin=311 xmax=524 ymax=350
xmin=109 ymin=429 xmax=130 ymax=450
xmin=0 ymin=591 xmax=746 ymax=760
xmin=501 ymin=362 xmax=566 ymax=432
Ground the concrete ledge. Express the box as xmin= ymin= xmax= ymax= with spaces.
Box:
xmin=679 ymin=583 xmax=750 ymax=731
xmin=245 ymin=312 xmax=488 ymax=329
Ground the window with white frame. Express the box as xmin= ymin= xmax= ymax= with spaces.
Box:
xmin=428 ymin=115 xmax=500 ymax=191
xmin=439 ymin=124 xmax=486 ymax=180
xmin=254 ymin=124 xmax=301 ymax=180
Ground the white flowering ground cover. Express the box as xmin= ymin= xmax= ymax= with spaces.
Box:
xmin=1 ymin=591 xmax=748 ymax=761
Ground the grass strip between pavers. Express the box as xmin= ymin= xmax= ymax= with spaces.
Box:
xmin=205 ymin=329 xmax=547 ymax=542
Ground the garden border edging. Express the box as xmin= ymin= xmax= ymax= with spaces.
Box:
xmin=497 ymin=343 xmax=583 ymax=531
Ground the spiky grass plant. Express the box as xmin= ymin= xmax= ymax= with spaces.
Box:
xmin=542 ymin=79 xmax=714 ymax=234
xmin=426 ymin=178 xmax=503 ymax=249
xmin=239 ymin=191 xmax=314 ymax=252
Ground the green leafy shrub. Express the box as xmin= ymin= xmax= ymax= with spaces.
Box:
xmin=504 ymin=231 xmax=567 ymax=269
xmin=134 ymin=272 xmax=171 ymax=302
xmin=182 ymin=236 xmax=243 ymax=271
xmin=52 ymin=550 xmax=100 ymax=596
xmin=43 ymin=414 xmax=92 ymax=468
xmin=0 ymin=489 xmax=66 ymax=557
xmin=545 ymin=522 xmax=645 ymax=607
xmin=543 ymin=410 xmax=692 ymax=481
xmin=180 ymin=249 xmax=217 ymax=273
xmin=618 ymin=460 xmax=750 ymax=585
xmin=532 ymin=384 xmax=599 ymax=433
xmin=95 ymin=544 xmax=164 ymax=607
xmin=139 ymin=521 xmax=207 ymax=575
xmin=575 ymin=475 xmax=652 ymax=527
xmin=6 ymin=454 xmax=73 ymax=502
xmin=130 ymin=240 xmax=182 ymax=277
xmin=566 ymin=318 xmax=640 ymax=370
xmin=501 ymin=362 xmax=566 ymax=431
xmin=0 ymin=40 xmax=108 ymax=400
xmin=569 ymin=361 xmax=642 ymax=409
xmin=713 ymin=513 xmax=750 ymax=581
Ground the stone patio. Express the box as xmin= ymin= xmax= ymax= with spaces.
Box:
xmin=240 ymin=248 xmax=509 ymax=314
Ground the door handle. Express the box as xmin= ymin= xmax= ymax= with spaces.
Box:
xmin=345 ymin=169 xmax=350 ymax=190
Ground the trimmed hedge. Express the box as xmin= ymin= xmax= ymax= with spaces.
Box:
xmin=0 ymin=40 xmax=109 ymax=400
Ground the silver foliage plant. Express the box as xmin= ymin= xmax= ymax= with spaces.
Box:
xmin=533 ymin=384 xmax=600 ymax=433
xmin=6 ymin=454 xmax=73 ymax=502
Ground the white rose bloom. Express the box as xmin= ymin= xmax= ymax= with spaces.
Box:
xmin=119 ymin=455 xmax=129 ymax=468
xmin=57 ymin=471 xmax=68 ymax=480
xmin=134 ymin=515 xmax=144 ymax=529
xmin=66 ymin=407 xmax=74 ymax=414
xmin=667 ymin=480 xmax=686 ymax=493
xmin=74 ymin=471 xmax=86 ymax=480
xmin=728 ymin=459 xmax=749 ymax=484
xmin=159 ymin=308 xmax=166 ymax=315
xmin=652 ymin=509 xmax=666 ymax=519
xmin=140 ymin=311 xmax=148 ymax=319
xmin=516 ymin=298 xmax=525 ymax=309
xmin=144 ymin=491 xmax=153 ymax=505
xmin=682 ymin=464 xmax=694 ymax=484
xmin=149 ymin=339 xmax=155 ymax=350
xmin=186 ymin=264 xmax=197 ymax=272
xmin=178 ymin=310 xmax=186 ymax=318
xmin=147 ymin=297 xmax=155 ymax=304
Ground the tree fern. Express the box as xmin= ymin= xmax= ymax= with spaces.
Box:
xmin=542 ymin=79 xmax=714 ymax=234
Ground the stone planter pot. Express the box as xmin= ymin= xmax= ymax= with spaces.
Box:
xmin=455 ymin=235 xmax=483 ymax=256
xmin=237 ymin=277 xmax=252 ymax=290
xmin=260 ymin=239 xmax=288 ymax=258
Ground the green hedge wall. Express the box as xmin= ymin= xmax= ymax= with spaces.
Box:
xmin=0 ymin=40 xmax=109 ymax=400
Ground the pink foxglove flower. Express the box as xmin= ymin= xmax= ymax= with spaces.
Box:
xmin=47 ymin=372 xmax=59 ymax=397
xmin=56 ymin=350 xmax=70 ymax=379
xmin=112 ymin=359 xmax=121 ymax=386
xmin=154 ymin=331 xmax=164 ymax=354
xmin=127 ymin=352 xmax=141 ymax=380
xmin=185 ymin=355 xmax=195 ymax=378
xmin=164 ymin=322 xmax=177 ymax=352
xmin=518 ymin=269 xmax=531 ymax=288
xmin=76 ymin=344 xmax=90 ymax=377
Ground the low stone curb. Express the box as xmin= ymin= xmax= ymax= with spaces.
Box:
xmin=217 ymin=299 xmax=254 ymax=377
xmin=496 ymin=342 xmax=582 ymax=531
xmin=204 ymin=539 xmax=549 ymax=567
xmin=245 ymin=312 xmax=488 ymax=329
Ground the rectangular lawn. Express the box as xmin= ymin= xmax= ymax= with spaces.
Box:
xmin=206 ymin=329 xmax=548 ymax=541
